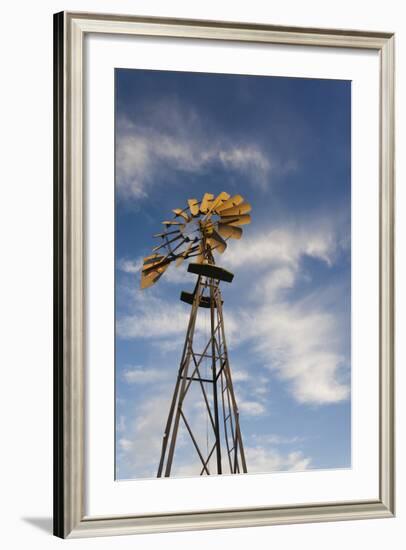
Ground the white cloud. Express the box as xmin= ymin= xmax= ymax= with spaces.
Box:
xmin=116 ymin=134 xmax=151 ymax=199
xmin=123 ymin=366 xmax=168 ymax=384
xmin=116 ymin=415 xmax=126 ymax=433
xmin=238 ymin=400 xmax=266 ymax=416
xmin=218 ymin=147 xmax=271 ymax=190
xmin=225 ymin=220 xmax=339 ymax=271
xmin=151 ymin=337 xmax=186 ymax=354
xmin=162 ymin=263 xmax=191 ymax=284
xmin=170 ymin=445 xmax=311 ymax=477
xmin=245 ymin=446 xmax=311 ymax=473
xmin=118 ymin=438 xmax=133 ymax=452
xmin=252 ymin=433 xmax=304 ymax=445
xmin=116 ymin=102 xmax=271 ymax=199
xmin=242 ymin=299 xmax=349 ymax=405
xmin=118 ymin=258 xmax=143 ymax=274
xmin=116 ymin=293 xmax=190 ymax=340
xmin=229 ymin=218 xmax=350 ymax=405
xmin=231 ymin=368 xmax=250 ymax=382
xmin=116 ymin=389 xmax=173 ymax=479
xmin=233 ymin=375 xmax=269 ymax=416
xmin=116 ymin=287 xmax=240 ymax=347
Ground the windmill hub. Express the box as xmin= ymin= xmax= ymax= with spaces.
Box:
xmin=141 ymin=192 xmax=251 ymax=289
xmin=179 ymin=218 xmax=200 ymax=240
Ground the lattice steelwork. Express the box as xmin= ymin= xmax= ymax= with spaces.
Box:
xmin=140 ymin=192 xmax=251 ymax=476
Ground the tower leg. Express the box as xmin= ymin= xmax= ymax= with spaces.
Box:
xmin=210 ymin=280 xmax=222 ymax=474
xmin=214 ymin=283 xmax=248 ymax=474
xmin=157 ymin=277 xmax=203 ymax=477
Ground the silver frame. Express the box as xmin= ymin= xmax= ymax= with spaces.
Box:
xmin=53 ymin=11 xmax=395 ymax=538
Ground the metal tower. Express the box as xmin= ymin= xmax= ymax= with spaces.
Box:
xmin=157 ymin=257 xmax=247 ymax=476
xmin=140 ymin=192 xmax=251 ymax=477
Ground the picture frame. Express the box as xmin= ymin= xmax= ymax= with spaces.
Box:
xmin=53 ymin=11 xmax=395 ymax=538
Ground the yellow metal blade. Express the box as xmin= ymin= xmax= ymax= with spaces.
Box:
xmin=219 ymin=214 xmax=251 ymax=227
xmin=188 ymin=198 xmax=200 ymax=216
xmin=216 ymin=223 xmax=243 ymax=240
xmin=217 ymin=201 xmax=251 ymax=217
xmin=206 ymin=191 xmax=230 ymax=214
xmin=215 ymin=194 xmax=244 ymax=213
xmin=141 ymin=262 xmax=170 ymax=289
xmin=207 ymin=230 xmax=227 ymax=254
xmin=172 ymin=208 xmax=190 ymax=222
xmin=142 ymin=253 xmax=165 ymax=270
xmin=142 ymin=256 xmax=170 ymax=277
xmin=143 ymin=259 xmax=169 ymax=275
xmin=140 ymin=273 xmax=156 ymax=289
xmin=200 ymin=192 xmax=215 ymax=213
xmin=143 ymin=253 xmax=162 ymax=262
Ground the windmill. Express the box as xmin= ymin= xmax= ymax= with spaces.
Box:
xmin=140 ymin=192 xmax=251 ymax=477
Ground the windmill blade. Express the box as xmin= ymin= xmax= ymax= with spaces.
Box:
xmin=141 ymin=261 xmax=170 ymax=289
xmin=207 ymin=230 xmax=227 ymax=254
xmin=219 ymin=214 xmax=251 ymax=227
xmin=215 ymin=194 xmax=244 ymax=213
xmin=162 ymin=220 xmax=185 ymax=227
xmin=188 ymin=198 xmax=200 ymax=216
xmin=143 ymin=254 xmax=164 ymax=265
xmin=142 ymin=253 xmax=165 ymax=269
xmin=144 ymin=258 xmax=170 ymax=275
xmin=172 ymin=208 xmax=190 ymax=222
xmin=143 ymin=256 xmax=171 ymax=276
xmin=200 ymin=192 xmax=215 ymax=213
xmin=217 ymin=201 xmax=251 ymax=217
xmin=206 ymin=191 xmax=230 ymax=215
xmin=216 ymin=223 xmax=243 ymax=240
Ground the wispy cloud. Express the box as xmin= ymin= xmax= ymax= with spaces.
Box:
xmin=116 ymin=389 xmax=172 ymax=479
xmin=116 ymin=100 xmax=272 ymax=199
xmin=116 ymin=292 xmax=191 ymax=340
xmin=246 ymin=302 xmax=349 ymax=404
xmin=170 ymin=446 xmax=311 ymax=477
xmin=238 ymin=400 xmax=266 ymax=416
xmin=122 ymin=366 xmax=169 ymax=384
xmin=116 ymin=287 xmax=240 ymax=347
xmin=245 ymin=447 xmax=311 ymax=473
xmin=251 ymin=433 xmax=305 ymax=446
xmin=231 ymin=217 xmax=350 ymax=405
xmin=225 ymin=217 xmax=343 ymax=271
xmin=118 ymin=258 xmax=142 ymax=274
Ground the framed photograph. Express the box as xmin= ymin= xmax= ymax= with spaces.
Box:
xmin=54 ymin=11 xmax=395 ymax=538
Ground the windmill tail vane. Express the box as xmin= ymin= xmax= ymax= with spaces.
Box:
xmin=140 ymin=192 xmax=251 ymax=477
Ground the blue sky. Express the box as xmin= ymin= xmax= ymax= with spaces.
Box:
xmin=114 ymin=68 xmax=351 ymax=480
